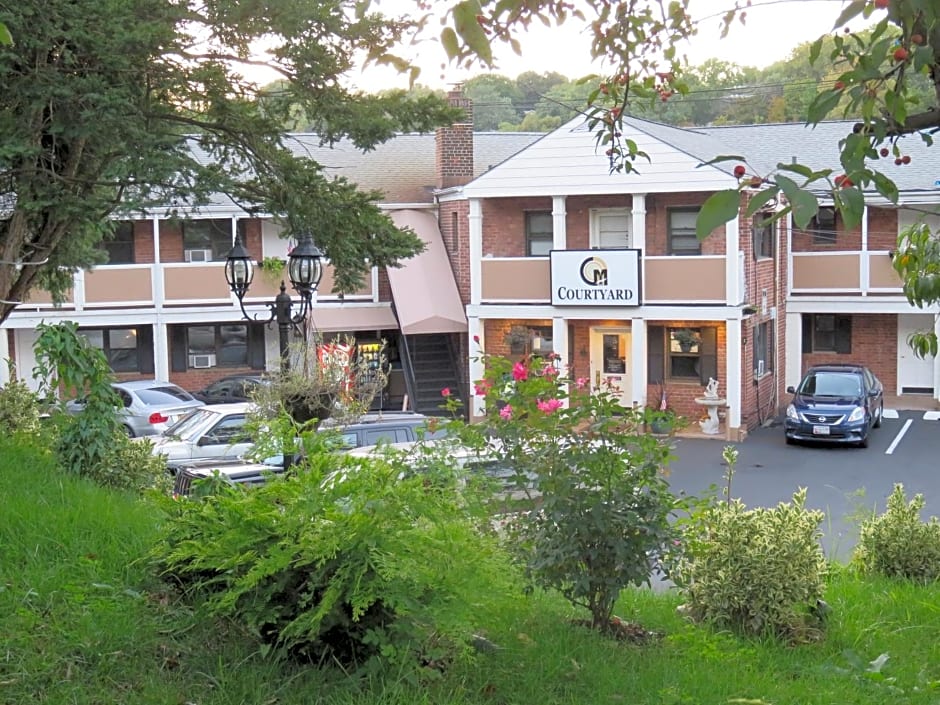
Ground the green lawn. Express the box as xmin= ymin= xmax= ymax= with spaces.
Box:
xmin=2 ymin=436 xmax=939 ymax=705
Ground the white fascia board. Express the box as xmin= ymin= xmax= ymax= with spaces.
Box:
xmin=786 ymin=297 xmax=939 ymax=314
xmin=466 ymin=304 xmax=747 ymax=321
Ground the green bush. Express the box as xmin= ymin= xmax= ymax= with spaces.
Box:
xmin=0 ymin=371 xmax=45 ymax=438
xmin=853 ymin=483 xmax=940 ymax=581
xmin=672 ymin=488 xmax=828 ymax=639
xmin=152 ymin=429 xmax=515 ymax=673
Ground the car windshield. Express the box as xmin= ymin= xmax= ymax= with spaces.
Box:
xmin=134 ymin=386 xmax=196 ymax=405
xmin=798 ymin=372 xmax=862 ymax=397
xmin=163 ymin=408 xmax=218 ymax=441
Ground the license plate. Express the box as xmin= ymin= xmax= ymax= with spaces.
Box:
xmin=813 ymin=425 xmax=830 ymax=436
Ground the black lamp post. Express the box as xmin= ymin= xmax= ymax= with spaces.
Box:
xmin=224 ymin=233 xmax=324 ymax=371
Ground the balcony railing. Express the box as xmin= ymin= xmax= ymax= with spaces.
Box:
xmin=18 ymin=261 xmax=375 ymax=310
xmin=480 ymin=255 xmax=729 ymax=305
xmin=790 ymin=251 xmax=902 ymax=294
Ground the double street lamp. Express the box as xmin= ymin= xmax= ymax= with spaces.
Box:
xmin=224 ymin=233 xmax=325 ymax=370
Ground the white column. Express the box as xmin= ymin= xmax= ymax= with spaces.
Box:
xmin=630 ymin=318 xmax=647 ymax=407
xmin=468 ymin=316 xmax=485 ymax=417
xmin=0 ymin=328 xmax=9 ymax=384
xmin=154 ymin=321 xmax=170 ymax=381
xmin=726 ymin=317 xmax=743 ymax=431
xmin=631 ymin=193 xmax=647 ymax=253
xmin=73 ymin=270 xmax=86 ymax=312
xmin=725 ymin=216 xmax=741 ymax=305
xmin=934 ymin=314 xmax=940 ymax=403
xmin=785 ymin=311 xmax=803 ymax=391
xmin=552 ymin=316 xmax=569 ymax=407
xmin=469 ymin=199 xmax=483 ymax=306
xmin=152 ymin=216 xmax=161 ymax=264
xmin=552 ymin=196 xmax=567 ymax=249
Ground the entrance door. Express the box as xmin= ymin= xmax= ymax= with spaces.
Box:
xmin=589 ymin=327 xmax=632 ymax=407
xmin=897 ymin=314 xmax=935 ymax=394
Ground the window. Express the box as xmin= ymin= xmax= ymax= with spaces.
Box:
xmin=752 ymin=213 xmax=774 ymax=259
xmin=802 ymin=314 xmax=852 ymax=353
xmin=78 ymin=327 xmax=145 ymax=373
xmin=181 ymin=219 xmax=240 ymax=261
xmin=810 ymin=207 xmax=837 ymax=244
xmin=101 ymin=222 xmax=135 ymax=264
xmin=186 ymin=324 xmax=249 ymax=368
xmin=668 ymin=208 xmax=702 ymax=255
xmin=525 ymin=211 xmax=553 ymax=256
xmin=530 ymin=325 xmax=554 ymax=355
xmin=668 ymin=327 xmax=701 ymax=378
xmin=647 ymin=325 xmax=717 ymax=384
xmin=753 ymin=321 xmax=774 ymax=378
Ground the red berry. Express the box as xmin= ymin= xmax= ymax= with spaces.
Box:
xmin=880 ymin=147 xmax=890 ymax=157
xmin=733 ymin=164 xmax=747 ymax=178
xmin=902 ymin=155 xmax=911 ymax=164
xmin=895 ymin=157 xmax=904 ymax=165
xmin=874 ymin=0 xmax=889 ymax=8
xmin=912 ymin=34 xmax=924 ymax=45
xmin=834 ymin=81 xmax=845 ymax=91
xmin=893 ymin=47 xmax=909 ymax=62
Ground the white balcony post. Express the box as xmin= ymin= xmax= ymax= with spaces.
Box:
xmin=74 ymin=269 xmax=85 ymax=312
xmin=0 ymin=329 xmax=9 ymax=385
xmin=630 ymin=318 xmax=647 ymax=407
xmin=726 ymin=317 xmax=743 ymax=431
xmin=552 ymin=316 xmax=569 ymax=407
xmin=154 ymin=321 xmax=170 ymax=381
xmin=785 ymin=311 xmax=803 ymax=390
xmin=860 ymin=205 xmax=870 ymax=295
xmin=468 ymin=316 xmax=485 ymax=417
xmin=552 ymin=196 xmax=567 ymax=250
xmin=631 ymin=193 xmax=647 ymax=253
xmin=934 ymin=315 xmax=940 ymax=403
xmin=725 ymin=214 xmax=741 ymax=305
xmin=469 ymin=198 xmax=482 ymax=306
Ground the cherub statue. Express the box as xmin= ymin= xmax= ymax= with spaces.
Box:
xmin=704 ymin=377 xmax=720 ymax=399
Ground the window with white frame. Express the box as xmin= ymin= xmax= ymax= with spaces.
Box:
xmin=78 ymin=327 xmax=142 ymax=373
xmin=752 ymin=212 xmax=774 ymax=259
xmin=668 ymin=208 xmax=702 ymax=255
xmin=181 ymin=219 xmax=245 ymax=261
xmin=525 ymin=211 xmax=553 ymax=256
xmin=753 ymin=320 xmax=774 ymax=378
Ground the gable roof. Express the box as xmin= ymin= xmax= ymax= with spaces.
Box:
xmin=460 ymin=115 xmax=739 ymax=199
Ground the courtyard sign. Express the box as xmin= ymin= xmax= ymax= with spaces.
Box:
xmin=550 ymin=249 xmax=641 ymax=307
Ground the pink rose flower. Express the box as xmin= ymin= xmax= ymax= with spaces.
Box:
xmin=537 ymin=398 xmax=563 ymax=414
xmin=474 ymin=381 xmax=491 ymax=396
xmin=499 ymin=404 xmax=513 ymax=420
xmin=512 ymin=362 xmax=528 ymax=382
xmin=576 ymin=377 xmax=588 ymax=390
xmin=541 ymin=363 xmax=558 ymax=378
xmin=441 ymin=387 xmax=451 ymax=397
xmin=473 ymin=335 xmax=480 ymax=343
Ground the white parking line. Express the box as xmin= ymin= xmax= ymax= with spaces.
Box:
xmin=925 ymin=411 xmax=940 ymax=421
xmin=882 ymin=409 xmax=900 ymax=420
xmin=885 ymin=419 xmax=913 ymax=455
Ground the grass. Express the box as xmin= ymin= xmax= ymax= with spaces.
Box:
xmin=2 ymin=435 xmax=940 ymax=704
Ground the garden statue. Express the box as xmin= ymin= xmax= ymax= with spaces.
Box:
xmin=704 ymin=377 xmax=720 ymax=399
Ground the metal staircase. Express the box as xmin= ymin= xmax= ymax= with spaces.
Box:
xmin=399 ymin=333 xmax=463 ymax=416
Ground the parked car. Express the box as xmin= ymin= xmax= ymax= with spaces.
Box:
xmin=146 ymin=402 xmax=254 ymax=473
xmin=784 ymin=363 xmax=884 ymax=447
xmin=66 ymin=380 xmax=204 ymax=437
xmin=192 ymin=374 xmax=266 ymax=405
xmin=171 ymin=411 xmax=448 ymax=495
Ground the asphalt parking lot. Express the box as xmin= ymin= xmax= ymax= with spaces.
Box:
xmin=664 ymin=409 xmax=940 ymax=561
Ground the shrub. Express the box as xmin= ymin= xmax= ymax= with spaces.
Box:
xmin=672 ymin=487 xmax=828 ymax=639
xmin=0 ymin=367 xmax=45 ymax=438
xmin=853 ymin=483 xmax=940 ymax=581
xmin=445 ymin=349 xmax=680 ymax=632
xmin=152 ymin=426 xmax=514 ymax=673
xmin=92 ymin=432 xmax=172 ymax=494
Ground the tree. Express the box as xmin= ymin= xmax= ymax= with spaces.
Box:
xmin=0 ymin=0 xmax=461 ymax=324
xmin=438 ymin=0 xmax=940 ymax=355
xmin=463 ymin=73 xmax=523 ymax=129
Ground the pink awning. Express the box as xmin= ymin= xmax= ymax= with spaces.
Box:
xmin=387 ymin=209 xmax=467 ymax=334
xmin=309 ymin=304 xmax=397 ymax=333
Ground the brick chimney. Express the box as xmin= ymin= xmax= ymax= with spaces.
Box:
xmin=435 ymin=86 xmax=474 ymax=189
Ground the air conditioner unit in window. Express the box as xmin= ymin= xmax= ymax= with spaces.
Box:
xmin=757 ymin=359 xmax=765 ymax=377
xmin=184 ymin=248 xmax=214 ymax=263
xmin=815 ymin=207 xmax=836 ymax=227
xmin=188 ymin=353 xmax=217 ymax=369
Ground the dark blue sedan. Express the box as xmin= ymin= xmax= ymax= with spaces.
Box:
xmin=784 ymin=364 xmax=884 ymax=448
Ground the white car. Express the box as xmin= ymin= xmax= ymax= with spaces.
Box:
xmin=144 ymin=402 xmax=254 ymax=473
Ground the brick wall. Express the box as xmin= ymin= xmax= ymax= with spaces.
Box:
xmin=153 ymin=218 xmax=263 ymax=263
xmin=868 ymin=207 xmax=899 ymax=250
xmin=133 ymin=221 xmax=155 ymax=263
xmin=645 ymin=192 xmax=725 ymax=255
xmin=439 ymin=201 xmax=471 ymax=305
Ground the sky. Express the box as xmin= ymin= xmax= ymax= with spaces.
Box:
xmin=343 ymin=0 xmax=875 ymax=92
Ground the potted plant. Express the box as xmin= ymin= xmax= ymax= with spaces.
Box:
xmin=504 ymin=325 xmax=530 ymax=355
xmin=258 ymin=256 xmax=285 ymax=286
xmin=673 ymin=328 xmax=700 ymax=353
xmin=648 ymin=383 xmax=674 ymax=436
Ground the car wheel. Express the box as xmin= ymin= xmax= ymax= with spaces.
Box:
xmin=122 ymin=425 xmax=135 ymax=438
xmin=858 ymin=433 xmax=869 ymax=449
xmin=785 ymin=436 xmax=795 ymax=446
xmin=873 ymin=402 xmax=883 ymax=429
